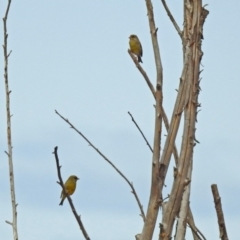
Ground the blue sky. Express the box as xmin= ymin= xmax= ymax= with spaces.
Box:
xmin=0 ymin=0 xmax=240 ymax=239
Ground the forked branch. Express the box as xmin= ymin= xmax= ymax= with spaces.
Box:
xmin=55 ymin=110 xmax=146 ymax=221
xmin=187 ymin=210 xmax=207 ymax=240
xmin=53 ymin=147 xmax=90 ymax=240
xmin=126 ymin=72 xmax=204 ymax=239
xmin=128 ymin=50 xmax=179 ymax=165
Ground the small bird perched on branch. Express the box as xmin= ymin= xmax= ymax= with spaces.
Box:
xmin=129 ymin=34 xmax=143 ymax=63
xmin=59 ymin=175 xmax=79 ymax=205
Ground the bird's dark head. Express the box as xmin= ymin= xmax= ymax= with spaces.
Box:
xmin=69 ymin=175 xmax=79 ymax=182
xmin=129 ymin=34 xmax=138 ymax=40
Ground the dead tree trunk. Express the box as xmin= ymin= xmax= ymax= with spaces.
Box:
xmin=159 ymin=1 xmax=209 ymax=239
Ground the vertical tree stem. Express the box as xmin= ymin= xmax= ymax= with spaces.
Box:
xmin=3 ymin=1 xmax=18 ymax=240
xmin=140 ymin=1 xmax=163 ymax=240
xmin=174 ymin=156 xmax=192 ymax=239
xmin=211 ymin=184 xmax=229 ymax=240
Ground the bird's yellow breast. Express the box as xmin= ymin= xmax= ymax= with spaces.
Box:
xmin=129 ymin=39 xmax=142 ymax=56
xmin=65 ymin=179 xmax=76 ymax=195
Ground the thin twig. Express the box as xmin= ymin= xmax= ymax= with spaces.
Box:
xmin=187 ymin=223 xmax=204 ymax=240
xmin=128 ymin=111 xmax=153 ymax=153
xmin=55 ymin=110 xmax=146 ymax=221
xmin=162 ymin=195 xmax=169 ymax=202
xmin=211 ymin=184 xmax=229 ymax=240
xmin=127 ymin=112 xmax=171 ymax=196
xmin=128 ymin=49 xmax=156 ymax=97
xmin=161 ymin=0 xmax=182 ymax=38
xmin=3 ymin=1 xmax=18 ymax=240
xmin=194 ymin=226 xmax=207 ymax=240
xmin=187 ymin=208 xmax=207 ymax=240
xmin=53 ymin=147 xmax=90 ymax=240
xmin=5 ymin=220 xmax=13 ymax=226
xmin=187 ymin=209 xmax=200 ymax=240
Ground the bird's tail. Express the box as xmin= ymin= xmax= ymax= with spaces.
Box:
xmin=138 ymin=56 xmax=143 ymax=63
xmin=59 ymin=198 xmax=64 ymax=206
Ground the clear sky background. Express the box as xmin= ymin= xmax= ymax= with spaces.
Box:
xmin=0 ymin=1 xmax=239 ymax=239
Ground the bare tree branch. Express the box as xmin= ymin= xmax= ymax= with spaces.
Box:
xmin=211 ymin=184 xmax=229 ymax=240
xmin=128 ymin=111 xmax=153 ymax=153
xmin=53 ymin=147 xmax=90 ymax=240
xmin=140 ymin=1 xmax=164 ymax=239
xmin=55 ymin=110 xmax=146 ymax=221
xmin=161 ymin=0 xmax=182 ymax=37
xmin=126 ymin=111 xmax=181 ymax=208
xmin=3 ymin=1 xmax=18 ymax=240
xmin=128 ymin=49 xmax=156 ymax=97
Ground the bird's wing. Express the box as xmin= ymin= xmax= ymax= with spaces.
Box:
xmin=140 ymin=42 xmax=143 ymax=57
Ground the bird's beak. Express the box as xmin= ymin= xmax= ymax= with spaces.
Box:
xmin=77 ymin=177 xmax=79 ymax=180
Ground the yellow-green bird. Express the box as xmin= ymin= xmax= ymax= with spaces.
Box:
xmin=59 ymin=175 xmax=79 ymax=206
xmin=129 ymin=34 xmax=143 ymax=63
